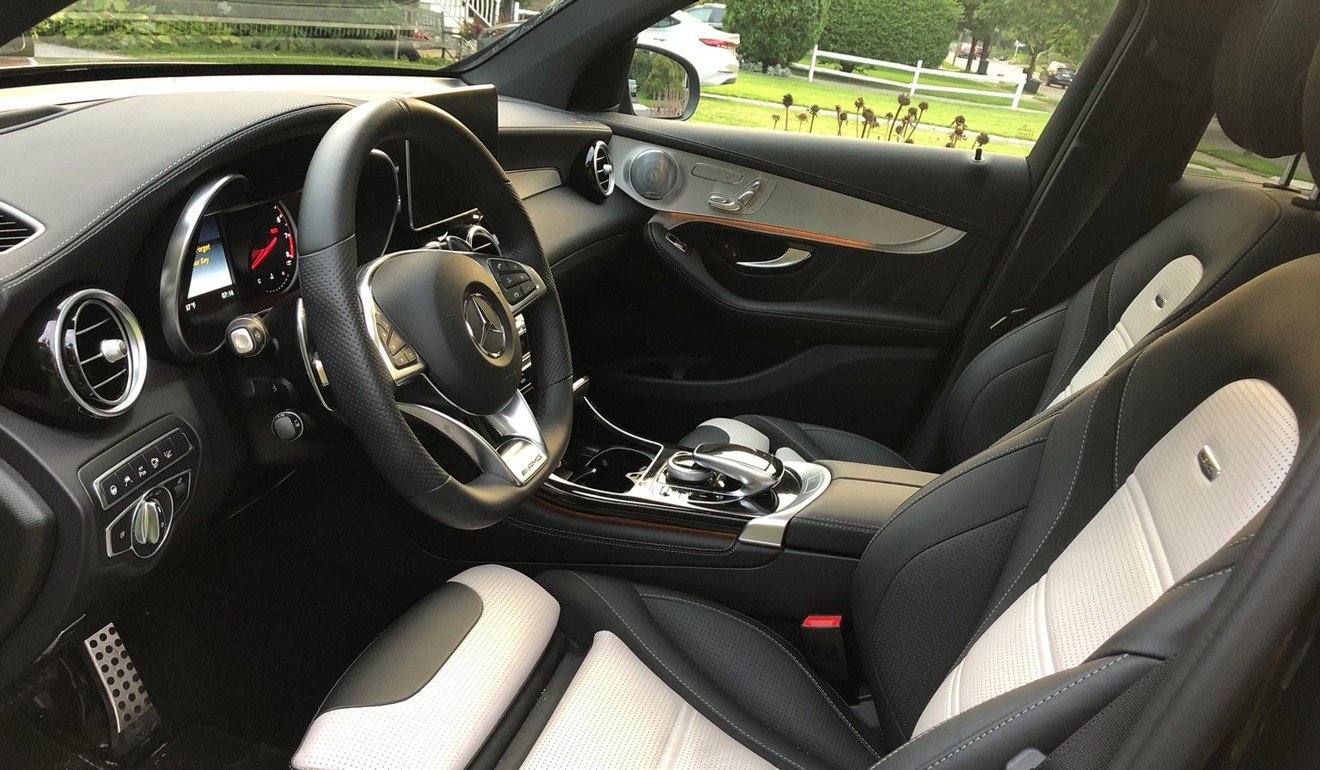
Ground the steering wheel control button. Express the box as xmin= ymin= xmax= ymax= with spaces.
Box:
xmin=271 ymin=410 xmax=306 ymax=442
xmin=225 ymin=314 xmax=268 ymax=357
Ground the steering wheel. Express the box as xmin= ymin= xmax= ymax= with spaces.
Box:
xmin=297 ymin=98 xmax=573 ymax=529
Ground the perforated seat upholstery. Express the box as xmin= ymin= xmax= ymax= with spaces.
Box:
xmin=681 ymin=4 xmax=1320 ymax=471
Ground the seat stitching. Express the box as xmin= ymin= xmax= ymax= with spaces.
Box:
xmin=1042 ymin=280 xmax=1099 ymax=403
xmin=568 ymin=572 xmax=809 ymax=770
xmin=637 ymin=592 xmax=882 ymax=759
xmin=943 ymin=306 xmax=1067 ymax=441
xmin=2 ymin=102 xmax=351 ymax=288
xmin=795 ymin=516 xmax=881 ymax=532
xmin=1104 ymin=262 xmax=1118 ymax=329
xmin=957 ymin=384 xmax=1104 ymax=659
xmin=803 ymin=427 xmax=908 ymax=467
xmin=1112 ymin=350 xmax=1147 ymax=488
xmin=870 ymin=655 xmax=1130 ymax=769
xmin=506 ymin=517 xmax=736 ymax=555
xmin=1166 ymin=566 xmax=1234 ymax=595
xmin=857 ymin=435 xmax=1050 ymax=569
xmin=955 ymin=349 xmax=1056 ymax=458
xmin=867 ymin=506 xmax=1029 ymax=747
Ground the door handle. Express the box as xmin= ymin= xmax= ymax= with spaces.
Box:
xmin=736 ymin=247 xmax=813 ymax=271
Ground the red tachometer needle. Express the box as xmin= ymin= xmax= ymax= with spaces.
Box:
xmin=250 ymin=236 xmax=278 ymax=270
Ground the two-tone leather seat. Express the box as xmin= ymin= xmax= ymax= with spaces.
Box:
xmin=293 ymin=249 xmax=1320 ymax=768
xmin=681 ymin=5 xmax=1320 ymax=470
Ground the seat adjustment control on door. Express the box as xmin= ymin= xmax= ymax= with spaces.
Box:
xmin=706 ymin=178 xmax=772 ymax=215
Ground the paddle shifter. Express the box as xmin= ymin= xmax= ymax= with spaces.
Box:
xmin=664 ymin=443 xmax=784 ymax=499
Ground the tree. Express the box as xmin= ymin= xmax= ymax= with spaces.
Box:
xmin=820 ymin=0 xmax=962 ymax=69
xmin=979 ymin=0 xmax=1116 ymax=78
xmin=725 ymin=0 xmax=831 ymax=68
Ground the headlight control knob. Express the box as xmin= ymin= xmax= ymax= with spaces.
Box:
xmin=130 ymin=488 xmax=173 ymax=559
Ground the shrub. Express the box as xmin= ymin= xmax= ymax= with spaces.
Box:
xmin=725 ymin=0 xmax=831 ymax=68
xmin=819 ymin=0 xmax=961 ymax=68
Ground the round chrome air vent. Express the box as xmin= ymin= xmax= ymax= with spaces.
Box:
xmin=577 ymin=140 xmax=615 ymax=202
xmin=54 ymin=289 xmax=147 ymax=418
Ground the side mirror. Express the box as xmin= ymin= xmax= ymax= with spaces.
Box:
xmin=625 ymin=43 xmax=700 ymax=121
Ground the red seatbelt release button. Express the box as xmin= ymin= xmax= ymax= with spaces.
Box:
xmin=801 ymin=615 xmax=848 ymax=680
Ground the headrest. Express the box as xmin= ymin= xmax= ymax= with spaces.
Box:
xmin=1212 ymin=0 xmax=1320 ymax=158
xmin=1308 ymin=44 xmax=1320 ymax=184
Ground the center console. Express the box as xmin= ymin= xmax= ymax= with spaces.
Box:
xmin=545 ymin=396 xmax=937 ymax=554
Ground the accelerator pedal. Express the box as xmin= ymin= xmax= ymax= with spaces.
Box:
xmin=81 ymin=622 xmax=161 ymax=755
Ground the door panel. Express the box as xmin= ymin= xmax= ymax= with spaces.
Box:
xmin=612 ymin=137 xmax=967 ymax=253
xmin=573 ymin=115 xmax=1032 ymax=448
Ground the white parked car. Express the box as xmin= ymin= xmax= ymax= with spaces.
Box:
xmin=638 ymin=10 xmax=739 ymax=87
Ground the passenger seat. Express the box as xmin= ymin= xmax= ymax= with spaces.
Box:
xmin=683 ymin=4 xmax=1320 ymax=470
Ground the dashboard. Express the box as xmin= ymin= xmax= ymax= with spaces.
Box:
xmin=0 ymin=76 xmax=647 ymax=693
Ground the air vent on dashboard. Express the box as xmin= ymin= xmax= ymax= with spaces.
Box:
xmin=0 ymin=202 xmax=41 ymax=254
xmin=574 ymin=141 xmax=615 ymax=203
xmin=55 ymin=290 xmax=147 ymax=418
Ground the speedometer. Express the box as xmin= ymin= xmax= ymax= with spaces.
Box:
xmin=245 ymin=203 xmax=298 ymax=294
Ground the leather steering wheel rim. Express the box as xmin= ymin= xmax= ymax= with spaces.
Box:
xmin=298 ymin=97 xmax=574 ymax=529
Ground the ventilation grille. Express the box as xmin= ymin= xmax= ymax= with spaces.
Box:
xmin=0 ymin=203 xmax=40 ymax=254
xmin=585 ymin=141 xmax=615 ymax=200
xmin=57 ymin=290 xmax=146 ymax=417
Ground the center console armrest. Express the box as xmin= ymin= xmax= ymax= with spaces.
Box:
xmin=784 ymin=461 xmax=938 ymax=556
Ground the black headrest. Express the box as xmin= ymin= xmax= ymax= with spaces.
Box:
xmin=1212 ymin=0 xmax=1320 ymax=158
xmin=1308 ymin=44 xmax=1320 ymax=183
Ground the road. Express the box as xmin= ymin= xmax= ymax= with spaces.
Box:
xmin=34 ymin=42 xmax=127 ymax=61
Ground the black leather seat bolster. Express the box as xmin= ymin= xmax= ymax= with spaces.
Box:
xmin=942 ymin=303 xmax=1069 ymax=466
xmin=317 ymin=582 xmax=483 ymax=715
xmin=875 ymin=654 xmax=1159 ymax=770
xmin=683 ymin=415 xmax=913 ymax=467
xmin=537 ymin=570 xmax=885 ymax=770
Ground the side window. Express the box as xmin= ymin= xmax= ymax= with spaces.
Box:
xmin=625 ymin=0 xmax=1124 ymax=160
xmin=1185 ymin=116 xmax=1315 ymax=189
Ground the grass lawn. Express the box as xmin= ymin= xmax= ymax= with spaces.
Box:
xmin=691 ymin=98 xmax=1033 ymax=158
xmin=707 ymin=72 xmax=1051 ymax=143
xmin=1196 ymin=146 xmax=1314 ymax=184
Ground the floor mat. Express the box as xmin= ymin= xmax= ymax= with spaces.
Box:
xmin=0 ymin=713 xmax=286 ymax=770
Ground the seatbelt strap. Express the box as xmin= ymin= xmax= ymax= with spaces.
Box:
xmin=988 ymin=32 xmax=1200 ymax=338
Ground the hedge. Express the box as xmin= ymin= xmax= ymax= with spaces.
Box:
xmin=725 ymin=0 xmax=831 ymax=68
xmin=819 ymin=0 xmax=961 ymax=68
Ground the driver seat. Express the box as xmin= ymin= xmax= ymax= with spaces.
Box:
xmin=293 ymin=247 xmax=1320 ymax=768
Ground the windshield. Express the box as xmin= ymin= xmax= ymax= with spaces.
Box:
xmin=3 ymin=0 xmax=566 ymax=73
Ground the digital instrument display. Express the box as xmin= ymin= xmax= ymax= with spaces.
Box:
xmin=187 ymin=215 xmax=235 ymax=300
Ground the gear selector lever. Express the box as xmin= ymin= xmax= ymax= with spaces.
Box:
xmin=689 ymin=443 xmax=784 ymax=497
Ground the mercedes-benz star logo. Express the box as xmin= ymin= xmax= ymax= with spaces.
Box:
xmin=462 ymin=294 xmax=508 ymax=358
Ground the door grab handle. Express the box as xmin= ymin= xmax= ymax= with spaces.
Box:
xmin=736 ymin=247 xmax=813 ymax=270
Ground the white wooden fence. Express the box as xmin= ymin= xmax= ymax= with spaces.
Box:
xmin=801 ymin=46 xmax=1028 ymax=110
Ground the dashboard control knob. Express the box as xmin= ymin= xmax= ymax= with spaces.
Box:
xmin=129 ymin=488 xmax=173 ymax=559
xmin=665 ymin=453 xmax=715 ymax=485
xmin=271 ymin=410 xmax=306 ymax=442
xmin=226 ymin=314 xmax=268 ymax=357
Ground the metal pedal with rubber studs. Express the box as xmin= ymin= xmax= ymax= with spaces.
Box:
xmin=82 ymin=623 xmax=161 ymax=754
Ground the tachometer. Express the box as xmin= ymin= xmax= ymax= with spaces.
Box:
xmin=246 ymin=203 xmax=298 ymax=294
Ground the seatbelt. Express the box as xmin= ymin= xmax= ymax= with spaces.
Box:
xmin=987 ymin=32 xmax=1201 ymax=339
